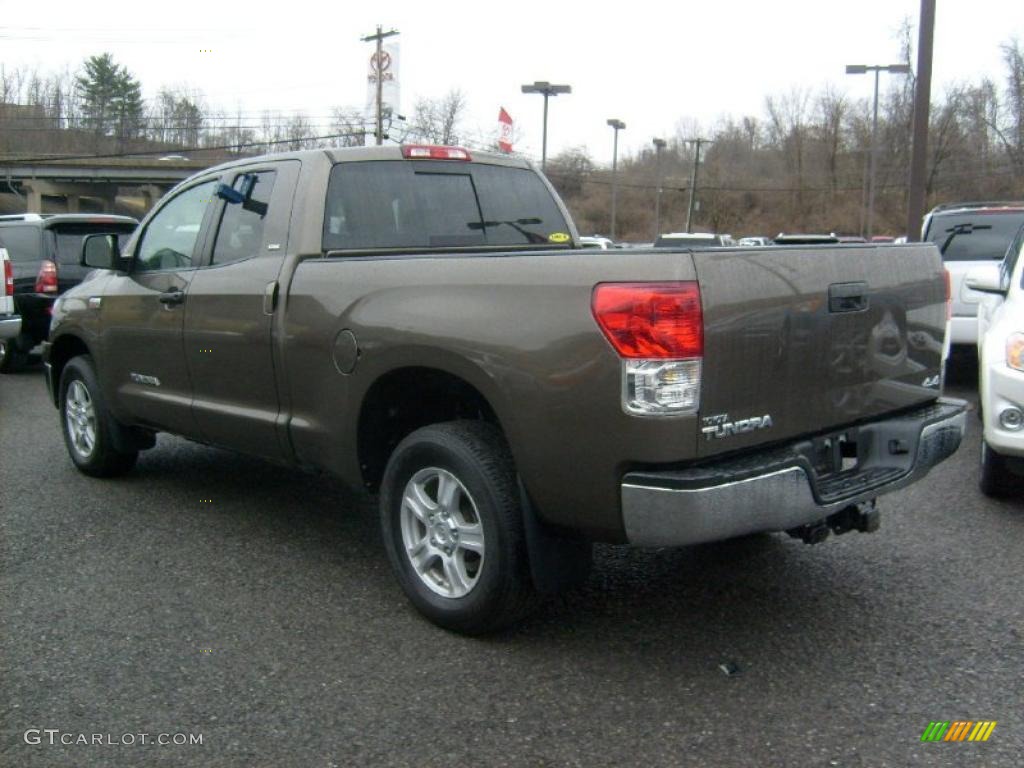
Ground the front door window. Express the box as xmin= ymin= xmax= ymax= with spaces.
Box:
xmin=135 ymin=181 xmax=217 ymax=272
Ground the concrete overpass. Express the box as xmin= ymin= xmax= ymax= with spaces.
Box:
xmin=1 ymin=156 xmax=220 ymax=213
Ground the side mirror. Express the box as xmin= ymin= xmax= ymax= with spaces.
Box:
xmin=964 ymin=268 xmax=1007 ymax=296
xmin=82 ymin=234 xmax=120 ymax=270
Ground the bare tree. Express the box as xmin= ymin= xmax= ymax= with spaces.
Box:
xmin=995 ymin=38 xmax=1024 ymax=178
xmin=410 ymin=89 xmax=467 ymax=145
xmin=329 ymin=107 xmax=368 ymax=147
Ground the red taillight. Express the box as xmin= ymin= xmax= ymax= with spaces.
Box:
xmin=401 ymin=145 xmax=472 ymax=161
xmin=35 ymin=259 xmax=58 ymax=293
xmin=592 ymin=282 xmax=704 ymax=359
xmin=3 ymin=257 xmax=12 ymax=297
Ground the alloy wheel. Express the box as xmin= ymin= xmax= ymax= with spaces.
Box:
xmin=399 ymin=467 xmax=485 ymax=598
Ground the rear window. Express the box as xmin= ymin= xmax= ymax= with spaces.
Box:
xmin=46 ymin=224 xmax=137 ymax=265
xmin=322 ymin=160 xmax=571 ymax=251
xmin=925 ymin=211 xmax=1024 ymax=261
xmin=0 ymin=225 xmax=42 ymax=261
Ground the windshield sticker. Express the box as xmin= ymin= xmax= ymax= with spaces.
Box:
xmin=548 ymin=232 xmax=570 ymax=243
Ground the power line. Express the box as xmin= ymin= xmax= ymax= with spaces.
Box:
xmin=1 ymin=130 xmax=369 ymax=164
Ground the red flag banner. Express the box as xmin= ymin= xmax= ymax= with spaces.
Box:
xmin=498 ymin=108 xmax=513 ymax=153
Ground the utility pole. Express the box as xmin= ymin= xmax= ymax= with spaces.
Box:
xmin=361 ymin=25 xmax=399 ymax=146
xmin=684 ymin=138 xmax=708 ymax=233
xmin=653 ymin=137 xmax=666 ymax=239
xmin=607 ymin=119 xmax=626 ymax=240
xmin=906 ymin=0 xmax=936 ymax=241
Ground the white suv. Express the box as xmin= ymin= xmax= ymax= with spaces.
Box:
xmin=969 ymin=222 xmax=1024 ymax=495
xmin=0 ymin=246 xmax=22 ymax=367
xmin=922 ymin=202 xmax=1024 ymax=349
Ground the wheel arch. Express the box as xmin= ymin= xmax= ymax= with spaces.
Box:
xmin=356 ymin=364 xmax=509 ymax=493
xmin=47 ymin=333 xmax=94 ymax=407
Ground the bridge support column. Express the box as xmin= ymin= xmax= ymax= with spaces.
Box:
xmin=20 ymin=180 xmax=118 ymax=214
xmin=140 ymin=185 xmax=165 ymax=212
xmin=25 ymin=186 xmax=43 ymax=213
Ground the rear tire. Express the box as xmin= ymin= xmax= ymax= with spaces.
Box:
xmin=0 ymin=337 xmax=27 ymax=373
xmin=60 ymin=355 xmax=138 ymax=477
xmin=979 ymin=440 xmax=1016 ymax=497
xmin=380 ymin=421 xmax=537 ymax=634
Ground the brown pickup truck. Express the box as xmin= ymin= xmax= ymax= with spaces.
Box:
xmin=43 ymin=145 xmax=967 ymax=633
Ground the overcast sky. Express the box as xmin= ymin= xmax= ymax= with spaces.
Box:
xmin=1 ymin=1 xmax=1022 ymax=163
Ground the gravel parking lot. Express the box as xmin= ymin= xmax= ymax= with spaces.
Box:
xmin=2 ymin=365 xmax=1021 ymax=767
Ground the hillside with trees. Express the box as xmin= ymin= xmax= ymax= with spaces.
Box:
xmin=1 ymin=38 xmax=1022 ymax=236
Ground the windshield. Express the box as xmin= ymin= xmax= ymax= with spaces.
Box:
xmin=323 ymin=160 xmax=572 ymax=251
xmin=925 ymin=210 xmax=1024 ymax=261
xmin=48 ymin=224 xmax=136 ymax=265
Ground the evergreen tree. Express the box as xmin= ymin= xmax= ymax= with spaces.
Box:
xmin=76 ymin=53 xmax=144 ymax=141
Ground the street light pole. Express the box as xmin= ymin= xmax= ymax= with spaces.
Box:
xmin=520 ymin=81 xmax=571 ymax=171
xmin=653 ymin=137 xmax=666 ymax=239
xmin=846 ymin=63 xmax=910 ymax=238
xmin=607 ymin=119 xmax=626 ymax=240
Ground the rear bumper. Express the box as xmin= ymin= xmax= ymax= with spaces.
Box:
xmin=0 ymin=314 xmax=21 ymax=340
xmin=621 ymin=398 xmax=967 ymax=546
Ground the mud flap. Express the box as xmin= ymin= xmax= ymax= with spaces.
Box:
xmin=518 ymin=479 xmax=592 ymax=594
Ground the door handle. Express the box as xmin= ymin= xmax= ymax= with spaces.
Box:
xmin=158 ymin=289 xmax=185 ymax=306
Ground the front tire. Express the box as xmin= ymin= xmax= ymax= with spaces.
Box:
xmin=380 ymin=421 xmax=536 ymax=634
xmin=979 ymin=440 xmax=1016 ymax=497
xmin=60 ymin=355 xmax=138 ymax=477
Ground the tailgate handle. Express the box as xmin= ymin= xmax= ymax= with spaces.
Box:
xmin=828 ymin=282 xmax=869 ymax=313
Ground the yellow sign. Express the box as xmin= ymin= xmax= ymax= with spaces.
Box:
xmin=548 ymin=232 xmax=571 ymax=244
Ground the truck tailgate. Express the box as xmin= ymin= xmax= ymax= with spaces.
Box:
xmin=693 ymin=244 xmax=946 ymax=458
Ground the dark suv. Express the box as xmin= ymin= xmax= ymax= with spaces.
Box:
xmin=0 ymin=214 xmax=137 ymax=371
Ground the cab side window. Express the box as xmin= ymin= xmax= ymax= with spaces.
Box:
xmin=211 ymin=171 xmax=277 ymax=266
xmin=135 ymin=180 xmax=217 ymax=272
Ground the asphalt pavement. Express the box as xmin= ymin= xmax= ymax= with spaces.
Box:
xmin=2 ymin=363 xmax=1022 ymax=767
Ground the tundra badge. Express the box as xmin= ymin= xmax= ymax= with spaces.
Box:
xmin=701 ymin=413 xmax=774 ymax=440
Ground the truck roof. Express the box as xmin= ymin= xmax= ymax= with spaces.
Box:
xmin=0 ymin=213 xmax=137 ymax=228
xmin=198 ymin=145 xmax=533 ymax=178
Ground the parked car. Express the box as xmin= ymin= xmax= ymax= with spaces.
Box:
xmin=579 ymin=236 xmax=614 ymax=249
xmin=738 ymin=236 xmax=772 ymax=247
xmin=967 ymin=222 xmax=1024 ymax=495
xmin=44 ymin=145 xmax=965 ymax=633
xmin=0 ymin=245 xmax=21 ymax=366
xmin=654 ymin=232 xmax=734 ymax=248
xmin=0 ymin=214 xmax=138 ymax=372
xmin=922 ymin=202 xmax=1024 ymax=349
